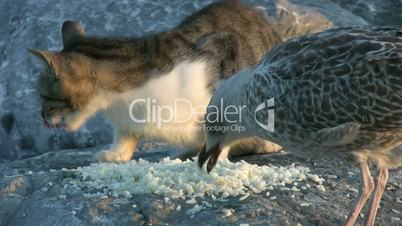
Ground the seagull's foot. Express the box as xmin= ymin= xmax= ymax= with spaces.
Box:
xmin=345 ymin=161 xmax=374 ymax=226
xmin=364 ymin=168 xmax=389 ymax=226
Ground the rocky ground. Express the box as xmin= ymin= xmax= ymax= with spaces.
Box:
xmin=1 ymin=0 xmax=402 ymax=225
xmin=1 ymin=146 xmax=401 ymax=225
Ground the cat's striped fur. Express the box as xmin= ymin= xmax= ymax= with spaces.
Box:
xmin=30 ymin=1 xmax=282 ymax=162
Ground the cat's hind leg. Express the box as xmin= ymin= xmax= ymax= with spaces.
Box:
xmin=96 ymin=131 xmax=138 ymax=163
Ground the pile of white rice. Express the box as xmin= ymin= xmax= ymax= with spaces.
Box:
xmin=75 ymin=158 xmax=324 ymax=201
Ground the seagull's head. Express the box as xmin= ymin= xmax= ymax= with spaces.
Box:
xmin=198 ymin=69 xmax=254 ymax=172
xmin=197 ymin=111 xmax=228 ymax=173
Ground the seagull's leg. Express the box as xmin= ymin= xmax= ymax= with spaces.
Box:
xmin=345 ymin=161 xmax=374 ymax=226
xmin=364 ymin=168 xmax=389 ymax=226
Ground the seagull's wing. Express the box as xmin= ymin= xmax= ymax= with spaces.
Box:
xmin=250 ymin=26 xmax=402 ymax=132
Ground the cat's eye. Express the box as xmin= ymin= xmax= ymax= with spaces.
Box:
xmin=50 ymin=82 xmax=66 ymax=100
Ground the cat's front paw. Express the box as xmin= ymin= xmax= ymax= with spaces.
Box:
xmin=95 ymin=150 xmax=131 ymax=163
xmin=64 ymin=113 xmax=86 ymax=132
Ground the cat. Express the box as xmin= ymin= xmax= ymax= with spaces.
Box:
xmin=29 ymin=1 xmax=282 ymax=162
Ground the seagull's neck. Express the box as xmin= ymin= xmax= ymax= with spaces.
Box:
xmin=216 ymin=68 xmax=254 ymax=103
xmin=215 ymin=67 xmax=279 ymax=146
xmin=213 ymin=68 xmax=257 ymax=143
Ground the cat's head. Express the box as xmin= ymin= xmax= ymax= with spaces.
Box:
xmin=29 ymin=21 xmax=97 ymax=131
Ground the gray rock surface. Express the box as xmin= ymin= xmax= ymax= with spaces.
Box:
xmin=330 ymin=0 xmax=402 ymax=25
xmin=1 ymin=148 xmax=401 ymax=226
xmin=0 ymin=0 xmax=366 ymax=160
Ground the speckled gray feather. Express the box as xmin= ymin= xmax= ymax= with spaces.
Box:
xmin=247 ymin=26 xmax=402 ymax=167
xmin=198 ymin=26 xmax=402 ymax=224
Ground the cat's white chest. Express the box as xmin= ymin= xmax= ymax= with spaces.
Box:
xmin=103 ymin=60 xmax=212 ymax=147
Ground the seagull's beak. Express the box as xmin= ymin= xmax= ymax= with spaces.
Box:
xmin=198 ymin=142 xmax=222 ymax=172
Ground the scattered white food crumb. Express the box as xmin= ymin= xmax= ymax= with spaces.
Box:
xmin=291 ymin=186 xmax=301 ymax=192
xmin=71 ymin=210 xmax=77 ymax=215
xmin=299 ymin=202 xmax=310 ymax=207
xmin=270 ymin=196 xmax=277 ymax=200
xmin=48 ymin=182 xmax=53 ymax=186
xmin=222 ymin=208 xmax=235 ymax=217
xmin=348 ymin=188 xmax=359 ymax=193
xmin=316 ymin=185 xmax=326 ymax=192
xmin=360 ymin=213 xmax=364 ymax=218
xmin=132 ymin=204 xmax=137 ymax=208
xmin=265 ymin=192 xmax=270 ymax=196
xmin=186 ymin=204 xmax=204 ymax=216
xmin=267 ymin=186 xmax=274 ymax=190
xmin=58 ymin=195 xmax=66 ymax=199
xmin=186 ymin=198 xmax=197 ymax=204
xmin=239 ymin=224 xmax=250 ymax=226
xmin=122 ymin=191 xmax=132 ymax=198
xmin=221 ymin=191 xmax=230 ymax=199
xmin=176 ymin=205 xmax=181 ymax=211
xmin=26 ymin=171 xmax=33 ymax=175
xmin=239 ymin=194 xmax=250 ymax=201
xmin=74 ymin=158 xmax=323 ymax=201
xmin=307 ymin=175 xmax=324 ymax=184
xmin=211 ymin=194 xmax=216 ymax=200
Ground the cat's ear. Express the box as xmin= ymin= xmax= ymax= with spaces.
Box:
xmin=61 ymin=21 xmax=85 ymax=48
xmin=27 ymin=49 xmax=62 ymax=76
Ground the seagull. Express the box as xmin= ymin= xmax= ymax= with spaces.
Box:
xmin=198 ymin=26 xmax=402 ymax=226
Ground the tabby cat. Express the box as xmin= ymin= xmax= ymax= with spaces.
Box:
xmin=29 ymin=1 xmax=282 ymax=162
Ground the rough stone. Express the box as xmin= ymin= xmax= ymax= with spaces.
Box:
xmin=0 ymin=148 xmax=401 ymax=225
